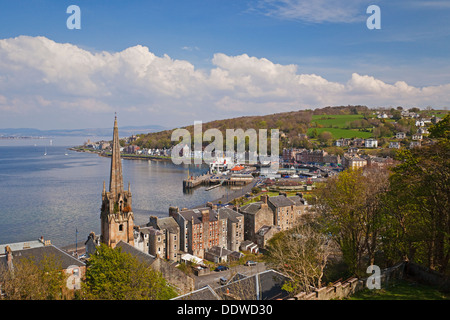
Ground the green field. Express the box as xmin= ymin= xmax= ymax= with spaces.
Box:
xmin=307 ymin=127 xmax=373 ymax=139
xmin=309 ymin=114 xmax=373 ymax=139
xmin=311 ymin=114 xmax=366 ymax=128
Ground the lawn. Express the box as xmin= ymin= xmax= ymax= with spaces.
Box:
xmin=349 ymin=279 xmax=450 ymax=300
xmin=307 ymin=127 xmax=373 ymax=139
xmin=311 ymin=114 xmax=366 ymax=128
xmin=309 ymin=114 xmax=374 ymax=139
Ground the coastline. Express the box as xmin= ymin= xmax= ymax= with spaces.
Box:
xmin=69 ymin=146 xmax=172 ymax=161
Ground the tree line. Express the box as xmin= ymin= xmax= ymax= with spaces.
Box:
xmin=264 ymin=114 xmax=449 ymax=295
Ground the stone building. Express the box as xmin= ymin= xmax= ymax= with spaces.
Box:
xmin=217 ymin=207 xmax=244 ymax=252
xmin=100 ymin=115 xmax=134 ymax=248
xmin=239 ymin=193 xmax=308 ymax=246
xmin=255 ymin=225 xmax=281 ymax=249
xmin=147 ymin=216 xmax=180 ymax=262
xmin=295 ymin=149 xmax=328 ymax=164
xmin=342 ymin=154 xmax=367 ymax=169
xmin=267 ymin=194 xmax=305 ymax=232
xmin=169 ymin=206 xmax=223 ymax=259
xmin=239 ymin=196 xmax=274 ymax=244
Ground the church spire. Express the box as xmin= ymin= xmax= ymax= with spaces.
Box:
xmin=109 ymin=113 xmax=123 ymax=200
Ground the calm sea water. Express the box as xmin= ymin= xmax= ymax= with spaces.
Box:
xmin=0 ymin=137 xmax=231 ymax=247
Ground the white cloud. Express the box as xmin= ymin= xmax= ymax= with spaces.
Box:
xmin=0 ymin=35 xmax=449 ymax=129
xmin=252 ymin=0 xmax=368 ymax=23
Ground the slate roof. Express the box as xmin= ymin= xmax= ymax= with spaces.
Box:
xmin=156 ymin=216 xmax=180 ymax=233
xmin=179 ymin=207 xmax=218 ymax=224
xmin=218 ymin=207 xmax=243 ymax=223
xmin=239 ymin=202 xmax=263 ymax=215
xmin=205 ymin=246 xmax=234 ymax=257
xmin=287 ymin=195 xmax=305 ymax=206
xmin=115 ymin=240 xmax=156 ymax=265
xmin=172 ymin=285 xmax=221 ymax=300
xmin=268 ymin=195 xmax=295 ymax=208
xmin=0 ymin=244 xmax=85 ymax=270
xmin=214 ymin=269 xmax=290 ymax=300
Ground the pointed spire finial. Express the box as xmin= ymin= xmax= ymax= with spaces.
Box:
xmin=109 ymin=114 xmax=123 ymax=199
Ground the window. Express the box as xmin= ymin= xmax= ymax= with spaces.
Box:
xmin=119 ymin=224 xmax=123 ymax=231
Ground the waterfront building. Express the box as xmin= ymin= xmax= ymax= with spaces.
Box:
xmin=100 ymin=115 xmax=134 ymax=248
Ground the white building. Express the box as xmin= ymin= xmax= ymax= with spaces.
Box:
xmin=365 ymin=138 xmax=378 ymax=148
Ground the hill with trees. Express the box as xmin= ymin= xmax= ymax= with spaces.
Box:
xmin=130 ymin=105 xmax=448 ymax=151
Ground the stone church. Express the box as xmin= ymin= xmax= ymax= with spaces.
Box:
xmin=100 ymin=115 xmax=134 ymax=248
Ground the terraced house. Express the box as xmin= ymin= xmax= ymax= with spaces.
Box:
xmin=239 ymin=193 xmax=310 ymax=248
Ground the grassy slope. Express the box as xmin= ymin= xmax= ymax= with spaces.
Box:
xmin=308 ymin=114 xmax=373 ymax=139
xmin=349 ymin=279 xmax=450 ymax=300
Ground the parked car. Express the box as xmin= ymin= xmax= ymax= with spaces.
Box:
xmin=219 ymin=277 xmax=228 ymax=285
xmin=214 ymin=265 xmax=229 ymax=272
xmin=245 ymin=260 xmax=257 ymax=266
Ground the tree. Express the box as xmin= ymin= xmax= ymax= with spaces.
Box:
xmin=82 ymin=244 xmax=177 ymax=300
xmin=264 ymin=223 xmax=333 ymax=295
xmin=314 ymin=167 xmax=390 ymax=275
xmin=383 ymin=115 xmax=450 ymax=273
xmin=0 ymin=255 xmax=71 ymax=300
xmin=318 ymin=131 xmax=333 ymax=146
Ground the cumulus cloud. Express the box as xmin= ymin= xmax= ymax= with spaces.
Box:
xmin=0 ymin=35 xmax=449 ymax=129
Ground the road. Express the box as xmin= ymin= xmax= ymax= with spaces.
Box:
xmin=193 ymin=262 xmax=267 ymax=290
xmin=193 ymin=178 xmax=262 ymax=209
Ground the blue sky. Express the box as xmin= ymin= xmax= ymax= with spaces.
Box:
xmin=0 ymin=0 xmax=449 ymax=129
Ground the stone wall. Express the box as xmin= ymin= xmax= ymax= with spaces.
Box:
xmin=405 ymin=262 xmax=450 ymax=293
xmin=288 ymin=262 xmax=406 ymax=300
xmin=153 ymin=258 xmax=195 ymax=295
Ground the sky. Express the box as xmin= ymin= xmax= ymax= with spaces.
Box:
xmin=0 ymin=0 xmax=449 ymax=130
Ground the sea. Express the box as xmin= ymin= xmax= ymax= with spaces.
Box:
xmin=0 ymin=136 xmax=233 ymax=248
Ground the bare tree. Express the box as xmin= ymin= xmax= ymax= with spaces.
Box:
xmin=264 ymin=223 xmax=333 ymax=295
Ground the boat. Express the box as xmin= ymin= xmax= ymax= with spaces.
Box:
xmin=44 ymin=147 xmax=47 ymax=156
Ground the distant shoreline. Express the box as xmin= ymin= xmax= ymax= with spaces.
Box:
xmin=69 ymin=146 xmax=172 ymax=161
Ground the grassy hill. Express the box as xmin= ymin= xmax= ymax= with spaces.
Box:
xmin=130 ymin=106 xmax=448 ymax=150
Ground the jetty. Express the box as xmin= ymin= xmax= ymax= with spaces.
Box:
xmin=183 ymin=173 xmax=254 ymax=190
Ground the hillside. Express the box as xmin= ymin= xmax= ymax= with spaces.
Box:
xmin=131 ymin=106 xmax=448 ymax=150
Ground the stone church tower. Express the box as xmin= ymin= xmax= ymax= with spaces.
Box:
xmin=100 ymin=115 xmax=134 ymax=248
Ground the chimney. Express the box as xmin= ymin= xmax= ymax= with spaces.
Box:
xmin=5 ymin=246 xmax=13 ymax=271
xmin=207 ymin=202 xmax=218 ymax=210
xmin=148 ymin=216 xmax=158 ymax=228
xmin=261 ymin=195 xmax=268 ymax=204
xmin=201 ymin=209 xmax=209 ymax=223
xmin=169 ymin=206 xmax=179 ymax=217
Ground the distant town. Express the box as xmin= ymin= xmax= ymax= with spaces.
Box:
xmin=1 ymin=106 xmax=449 ymax=301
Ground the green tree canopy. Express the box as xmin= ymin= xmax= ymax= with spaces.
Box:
xmin=82 ymin=244 xmax=177 ymax=300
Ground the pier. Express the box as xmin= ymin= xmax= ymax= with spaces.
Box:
xmin=183 ymin=173 xmax=254 ymax=190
